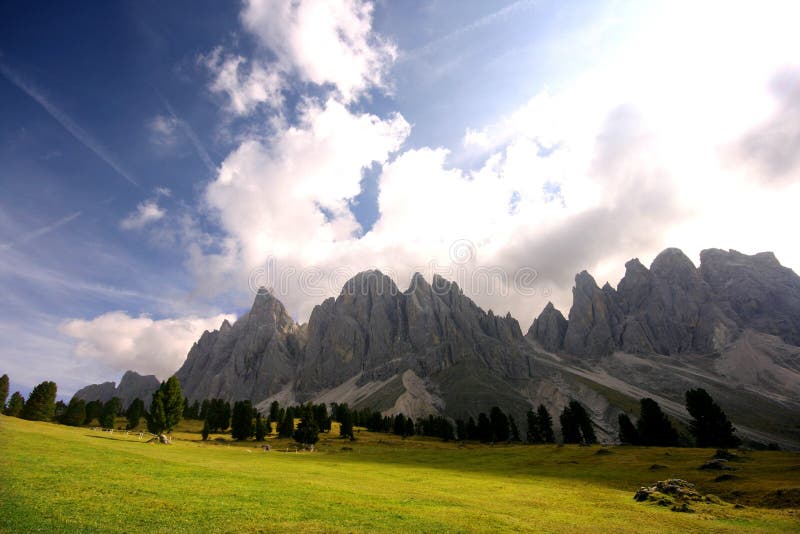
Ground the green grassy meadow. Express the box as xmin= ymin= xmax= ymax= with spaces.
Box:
xmin=1 ymin=415 xmax=798 ymax=533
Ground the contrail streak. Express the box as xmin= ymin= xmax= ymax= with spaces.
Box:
xmin=0 ymin=62 xmax=140 ymax=188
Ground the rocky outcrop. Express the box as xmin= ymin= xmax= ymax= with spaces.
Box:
xmin=700 ymin=249 xmax=800 ymax=346
xmin=296 ymin=270 xmax=526 ymax=398
xmin=563 ymin=271 xmax=617 ymax=356
xmin=116 ymin=371 xmax=159 ymax=407
xmin=175 ymin=288 xmax=305 ymax=402
xmin=528 ymin=302 xmax=568 ymax=352
xmin=72 ymin=371 xmax=159 ymax=408
xmin=555 ymin=248 xmax=741 ymax=357
xmin=72 ymin=381 xmax=116 ymax=405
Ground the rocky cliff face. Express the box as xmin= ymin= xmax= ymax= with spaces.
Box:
xmin=73 ymin=247 xmax=800 ymax=447
xmin=700 ymin=249 xmax=800 ymax=346
xmin=296 ymin=270 xmax=526 ymax=398
xmin=527 ymin=302 xmax=568 ymax=352
xmin=175 ymin=288 xmax=305 ymax=402
xmin=530 ymin=248 xmax=795 ymax=357
xmin=72 ymin=370 xmax=159 ymax=408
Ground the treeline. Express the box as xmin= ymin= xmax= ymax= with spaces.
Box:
xmin=0 ymin=373 xmax=749 ymax=449
xmin=0 ymin=374 xmax=186 ymax=436
xmin=617 ymin=388 xmax=741 ymax=449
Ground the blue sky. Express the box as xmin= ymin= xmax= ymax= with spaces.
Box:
xmin=2 ymin=0 xmax=799 ymax=399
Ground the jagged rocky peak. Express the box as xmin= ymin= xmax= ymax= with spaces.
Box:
xmin=72 ymin=370 xmax=159 ymax=409
xmin=247 ymin=287 xmax=297 ymax=333
xmin=700 ymin=248 xmax=800 ymax=345
xmin=563 ymin=270 xmax=617 ymax=356
xmin=528 ymin=301 xmax=568 ymax=352
xmin=175 ymin=288 xmax=303 ymax=403
xmin=220 ymin=318 xmax=232 ymax=332
xmin=650 ymin=247 xmax=699 ymax=281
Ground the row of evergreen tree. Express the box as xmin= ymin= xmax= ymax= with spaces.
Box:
xmin=0 ymin=372 xmax=744 ymax=450
xmin=0 ymin=373 xmax=186 ymax=437
xmin=618 ymin=389 xmax=740 ymax=448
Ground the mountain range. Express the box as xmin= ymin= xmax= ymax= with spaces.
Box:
xmin=76 ymin=248 xmax=800 ymax=448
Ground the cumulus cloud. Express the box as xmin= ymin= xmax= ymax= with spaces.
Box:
xmin=202 ymin=98 xmax=409 ymax=266
xmin=241 ymin=0 xmax=396 ymax=102
xmin=59 ymin=311 xmax=236 ymax=379
xmin=203 ymin=48 xmax=284 ymax=115
xmin=120 ymin=200 xmax=166 ymax=230
xmin=185 ymin=0 xmax=800 ymax=331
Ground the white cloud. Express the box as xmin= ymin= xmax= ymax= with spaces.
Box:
xmin=147 ymin=114 xmax=179 ymax=146
xmin=203 ymin=48 xmax=284 ymax=115
xmin=203 ymin=98 xmax=409 ymax=264
xmin=120 ymin=200 xmax=166 ymax=230
xmin=187 ymin=0 xmax=800 ymax=331
xmin=241 ymin=0 xmax=396 ymax=102
xmin=59 ymin=312 xmax=236 ymax=379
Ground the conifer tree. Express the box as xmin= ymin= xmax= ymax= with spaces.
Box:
xmin=100 ymin=397 xmax=122 ymax=429
xmin=339 ymin=406 xmax=354 ymax=439
xmin=537 ymin=405 xmax=555 ymax=443
xmin=477 ymin=412 xmax=492 ymax=442
xmin=509 ymin=415 xmax=521 ymax=442
xmin=466 ymin=416 xmax=478 ymax=440
xmin=618 ymin=413 xmax=640 ymax=445
xmin=5 ymin=391 xmax=24 ymax=417
xmin=201 ymin=418 xmax=210 ymax=441
xmin=0 ymin=374 xmax=9 ymax=410
xmin=62 ymin=398 xmax=86 ymax=426
xmin=84 ymin=400 xmax=103 ymax=425
xmin=21 ymin=381 xmax=57 ymax=421
xmin=126 ymin=398 xmax=145 ymax=430
xmin=685 ymin=388 xmax=740 ymax=448
xmin=293 ymin=411 xmax=320 ymax=445
xmin=231 ymin=400 xmax=254 ymax=440
xmin=255 ymin=414 xmax=267 ymax=441
xmin=279 ymin=409 xmax=295 ymax=438
xmin=489 ymin=406 xmax=510 ymax=442
xmin=526 ymin=409 xmax=541 ymax=443
xmin=636 ymin=398 xmax=678 ymax=446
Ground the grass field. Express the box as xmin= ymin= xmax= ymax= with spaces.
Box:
xmin=1 ymin=415 xmax=798 ymax=533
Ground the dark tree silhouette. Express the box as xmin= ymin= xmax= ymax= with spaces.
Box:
xmin=5 ymin=391 xmax=24 ymax=417
xmin=636 ymin=398 xmax=678 ymax=446
xmin=618 ymin=413 xmax=640 ymax=445
xmin=509 ymin=415 xmax=521 ymax=442
xmin=100 ymin=397 xmax=122 ymax=429
xmin=560 ymin=400 xmax=596 ymax=444
xmin=21 ymin=381 xmax=57 ymax=422
xmin=0 ymin=374 xmax=9 ymax=410
xmin=255 ymin=414 xmax=267 ymax=441
xmin=685 ymin=388 xmax=740 ymax=448
xmin=231 ymin=400 xmax=255 ymax=441
xmin=62 ymin=398 xmax=86 ymax=426
xmin=126 ymin=398 xmax=145 ymax=430
xmin=490 ymin=406 xmax=510 ymax=442
xmin=147 ymin=376 xmax=183 ymax=434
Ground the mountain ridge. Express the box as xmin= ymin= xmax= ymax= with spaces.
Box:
xmin=76 ymin=247 xmax=800 ymax=448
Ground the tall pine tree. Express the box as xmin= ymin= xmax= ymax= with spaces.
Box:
xmin=685 ymin=388 xmax=740 ymax=448
xmin=0 ymin=374 xmax=8 ymax=410
xmin=126 ymin=398 xmax=145 ymax=430
xmin=637 ymin=398 xmax=678 ymax=446
xmin=62 ymin=398 xmax=86 ymax=426
xmin=618 ymin=413 xmax=640 ymax=445
xmin=231 ymin=400 xmax=255 ymax=441
xmin=21 ymin=381 xmax=57 ymax=421
xmin=147 ymin=376 xmax=184 ymax=434
xmin=5 ymin=391 xmax=24 ymax=417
